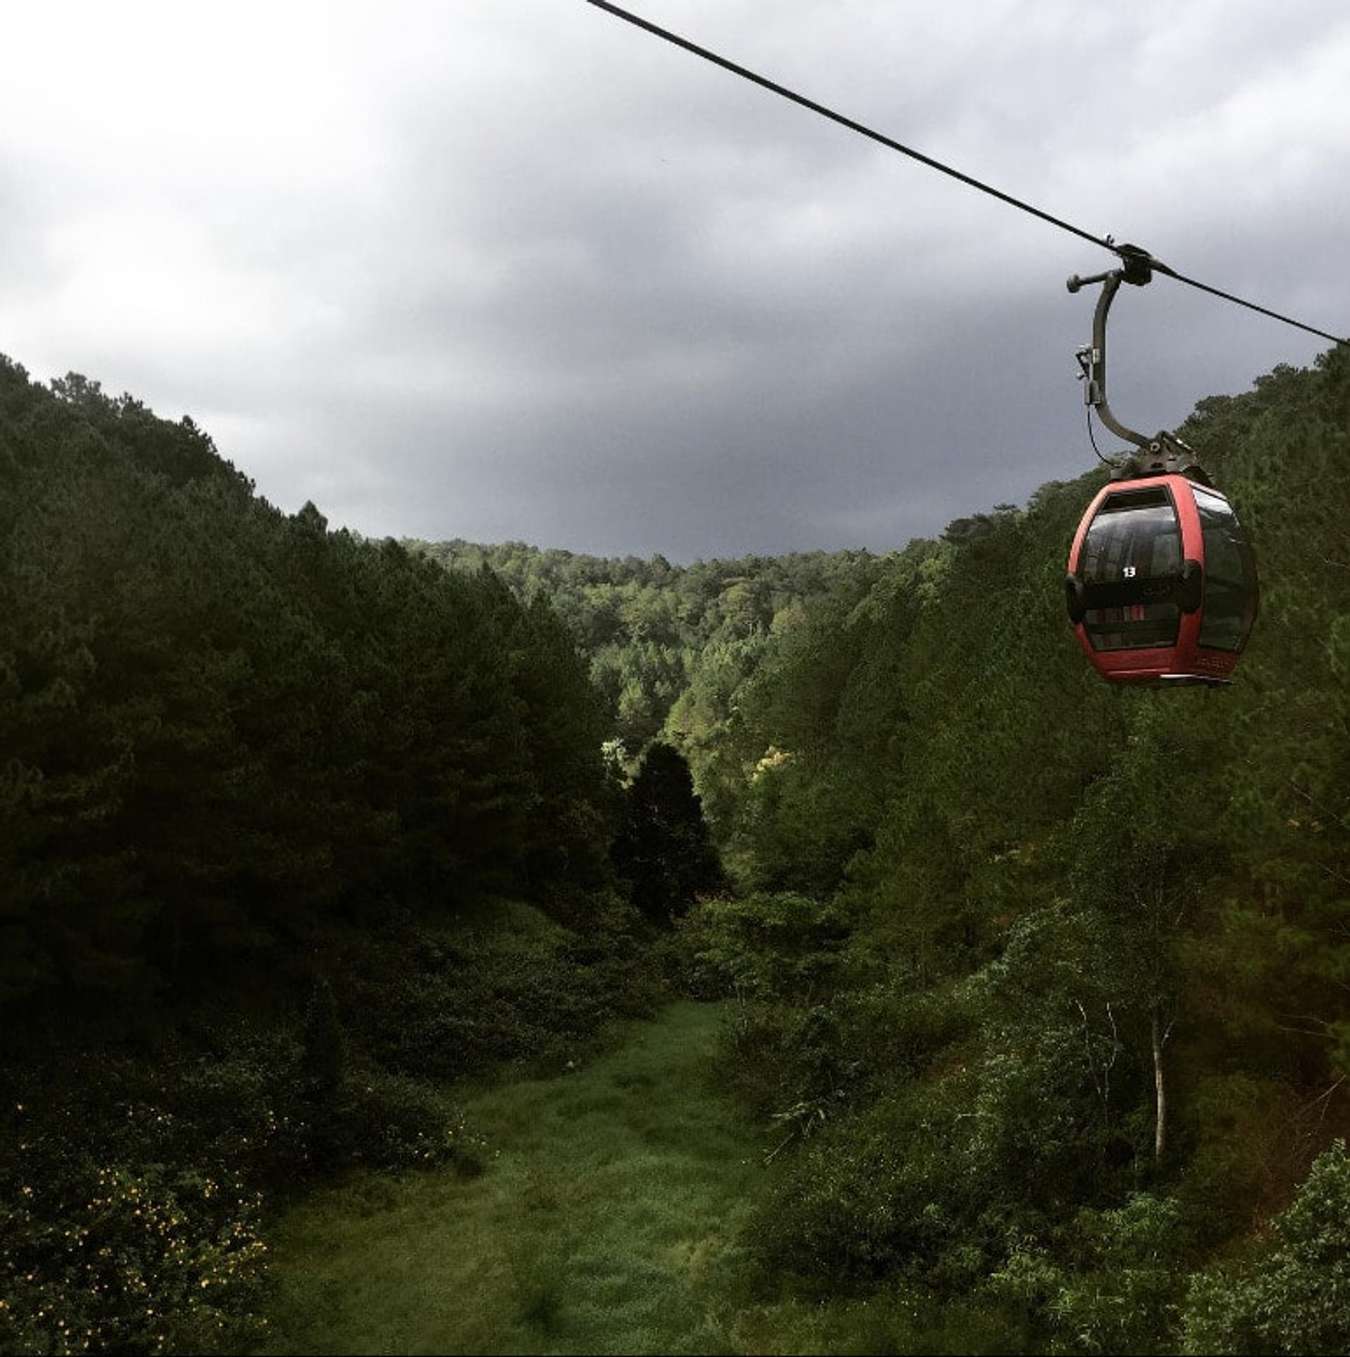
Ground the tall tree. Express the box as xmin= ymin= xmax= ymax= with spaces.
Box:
xmin=612 ymin=742 xmax=723 ymax=925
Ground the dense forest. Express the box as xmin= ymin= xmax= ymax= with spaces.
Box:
xmin=661 ymin=347 xmax=1350 ymax=1352
xmin=409 ymin=536 xmax=883 ymax=756
xmin=422 ymin=348 xmax=1350 ymax=1351
xmin=2 ymin=344 xmax=1349 ymax=1354
xmin=0 ymin=356 xmax=663 ymax=1353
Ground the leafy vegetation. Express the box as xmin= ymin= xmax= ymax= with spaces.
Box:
xmin=3 ymin=342 xmax=1348 ymax=1353
xmin=656 ymin=347 xmax=1350 ymax=1350
xmin=409 ymin=538 xmax=882 ymax=757
xmin=1183 ymin=1140 xmax=1350 ymax=1355
xmin=0 ymin=356 xmax=671 ymax=1352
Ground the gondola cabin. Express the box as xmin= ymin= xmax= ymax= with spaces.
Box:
xmin=1065 ymin=474 xmax=1258 ymax=685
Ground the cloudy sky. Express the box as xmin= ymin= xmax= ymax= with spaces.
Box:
xmin=3 ymin=1 xmax=1347 ymax=559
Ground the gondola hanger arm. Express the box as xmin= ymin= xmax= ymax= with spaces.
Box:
xmin=1070 ymin=270 xmax=1149 ymax=450
xmin=1067 ymin=245 xmax=1203 ymax=478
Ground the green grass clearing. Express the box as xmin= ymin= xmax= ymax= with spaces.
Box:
xmin=264 ymin=1001 xmax=775 ymax=1354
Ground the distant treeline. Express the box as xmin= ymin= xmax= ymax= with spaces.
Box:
xmin=408 ymin=536 xmax=883 ymax=752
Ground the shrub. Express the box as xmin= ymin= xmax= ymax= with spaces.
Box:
xmin=312 ymin=1066 xmax=476 ymax=1173
xmin=746 ymin=1013 xmax=1119 ymax=1293
xmin=1182 ymin=1140 xmax=1350 ymax=1355
xmin=713 ymin=999 xmax=799 ymax=1119
xmin=747 ymin=1074 xmax=991 ymax=1289
xmin=829 ymin=976 xmax=973 ymax=1093
xmin=677 ymin=893 xmax=851 ymax=1003
xmin=1012 ymin=1195 xmax=1187 ymax=1355
xmin=0 ymin=1143 xmax=267 ymax=1355
xmin=0 ymin=1015 xmax=469 ymax=1351
xmin=1175 ymin=1073 xmax=1299 ymax=1247
xmin=346 ymin=921 xmax=663 ymax=1081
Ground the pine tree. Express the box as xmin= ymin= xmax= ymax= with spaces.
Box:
xmin=302 ymin=976 xmax=344 ymax=1098
xmin=613 ymin=742 xmax=723 ymax=925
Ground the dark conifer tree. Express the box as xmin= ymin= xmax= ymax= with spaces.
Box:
xmin=612 ymin=741 xmax=723 ymax=926
xmin=302 ymin=975 xmax=345 ymax=1098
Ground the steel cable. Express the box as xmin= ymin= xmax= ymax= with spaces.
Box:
xmin=585 ymin=0 xmax=1348 ymax=348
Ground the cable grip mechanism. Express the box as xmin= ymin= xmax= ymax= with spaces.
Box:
xmin=1066 ymin=244 xmax=1206 ymax=480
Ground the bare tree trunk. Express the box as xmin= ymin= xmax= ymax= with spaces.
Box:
xmin=1151 ymin=1003 xmax=1167 ymax=1161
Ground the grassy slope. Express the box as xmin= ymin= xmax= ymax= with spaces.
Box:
xmin=264 ymin=1002 xmax=769 ymax=1355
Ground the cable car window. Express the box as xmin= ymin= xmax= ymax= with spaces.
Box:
xmin=1080 ymin=488 xmax=1182 ymax=651
xmin=1192 ymin=485 xmax=1255 ymax=652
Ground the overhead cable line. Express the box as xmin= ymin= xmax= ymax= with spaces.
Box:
xmin=584 ymin=0 xmax=1348 ymax=349
xmin=1144 ymin=262 xmax=1346 ymax=346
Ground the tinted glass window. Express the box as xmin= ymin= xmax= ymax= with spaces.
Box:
xmin=1081 ymin=488 xmax=1182 ymax=583
xmin=1193 ymin=485 xmax=1257 ymax=652
xmin=1080 ymin=488 xmax=1182 ymax=652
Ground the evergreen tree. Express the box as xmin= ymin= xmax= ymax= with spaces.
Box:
xmin=302 ymin=975 xmax=345 ymax=1097
xmin=612 ymin=742 xmax=723 ymax=925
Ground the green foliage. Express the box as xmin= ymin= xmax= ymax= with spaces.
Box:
xmin=1174 ymin=1073 xmax=1301 ymax=1246
xmin=344 ymin=907 xmax=663 ymax=1082
xmin=409 ymin=535 xmax=887 ymax=793
xmin=1182 ymin=1140 xmax=1350 ymax=1355
xmin=0 ymin=1157 xmax=267 ymax=1356
xmin=678 ymin=892 xmax=850 ymax=1003
xmin=746 ymin=993 xmax=1119 ymax=1295
xmin=677 ymin=891 xmax=860 ymax=1128
xmin=313 ymin=1068 xmax=474 ymax=1175
xmin=0 ymin=999 xmax=481 ymax=1349
xmin=0 ymin=357 xmax=617 ymax=1009
xmin=991 ymin=1194 xmax=1189 ymax=1355
xmin=0 ymin=1067 xmax=272 ymax=1356
xmin=302 ymin=976 xmax=345 ymax=1097
xmin=612 ymin=742 xmax=725 ymax=926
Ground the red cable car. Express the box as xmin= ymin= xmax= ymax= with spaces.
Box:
xmin=1067 ymin=472 xmax=1258 ymax=685
xmin=1062 ymin=247 xmax=1259 ymax=686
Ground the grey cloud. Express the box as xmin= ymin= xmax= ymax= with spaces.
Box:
xmin=2 ymin=0 xmax=1346 ymax=561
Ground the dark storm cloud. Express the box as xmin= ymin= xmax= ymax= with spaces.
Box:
xmin=2 ymin=1 xmax=1347 ymax=558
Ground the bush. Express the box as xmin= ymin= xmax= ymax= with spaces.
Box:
xmin=346 ymin=920 xmax=663 ymax=1081
xmin=746 ymin=1012 xmax=1121 ymax=1293
xmin=988 ymin=1195 xmax=1187 ymax=1355
xmin=713 ymin=999 xmax=800 ymax=1119
xmin=0 ymin=1013 xmax=469 ymax=1351
xmin=0 ymin=1143 xmax=267 ymax=1355
xmin=310 ymin=1066 xmax=476 ymax=1174
xmin=748 ymin=1073 xmax=993 ymax=1290
xmin=677 ymin=893 xmax=851 ymax=1003
xmin=829 ymin=976 xmax=974 ymax=1093
xmin=1175 ymin=1073 xmax=1299 ymax=1247
xmin=1182 ymin=1140 xmax=1350 ymax=1355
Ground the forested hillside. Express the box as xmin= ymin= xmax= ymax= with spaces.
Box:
xmin=409 ymin=537 xmax=882 ymax=753
xmin=669 ymin=347 xmax=1350 ymax=1352
xmin=0 ymin=356 xmax=666 ymax=1354
xmin=3 ymin=343 xmax=1348 ymax=1355
xmin=421 ymin=349 xmax=1350 ymax=1351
